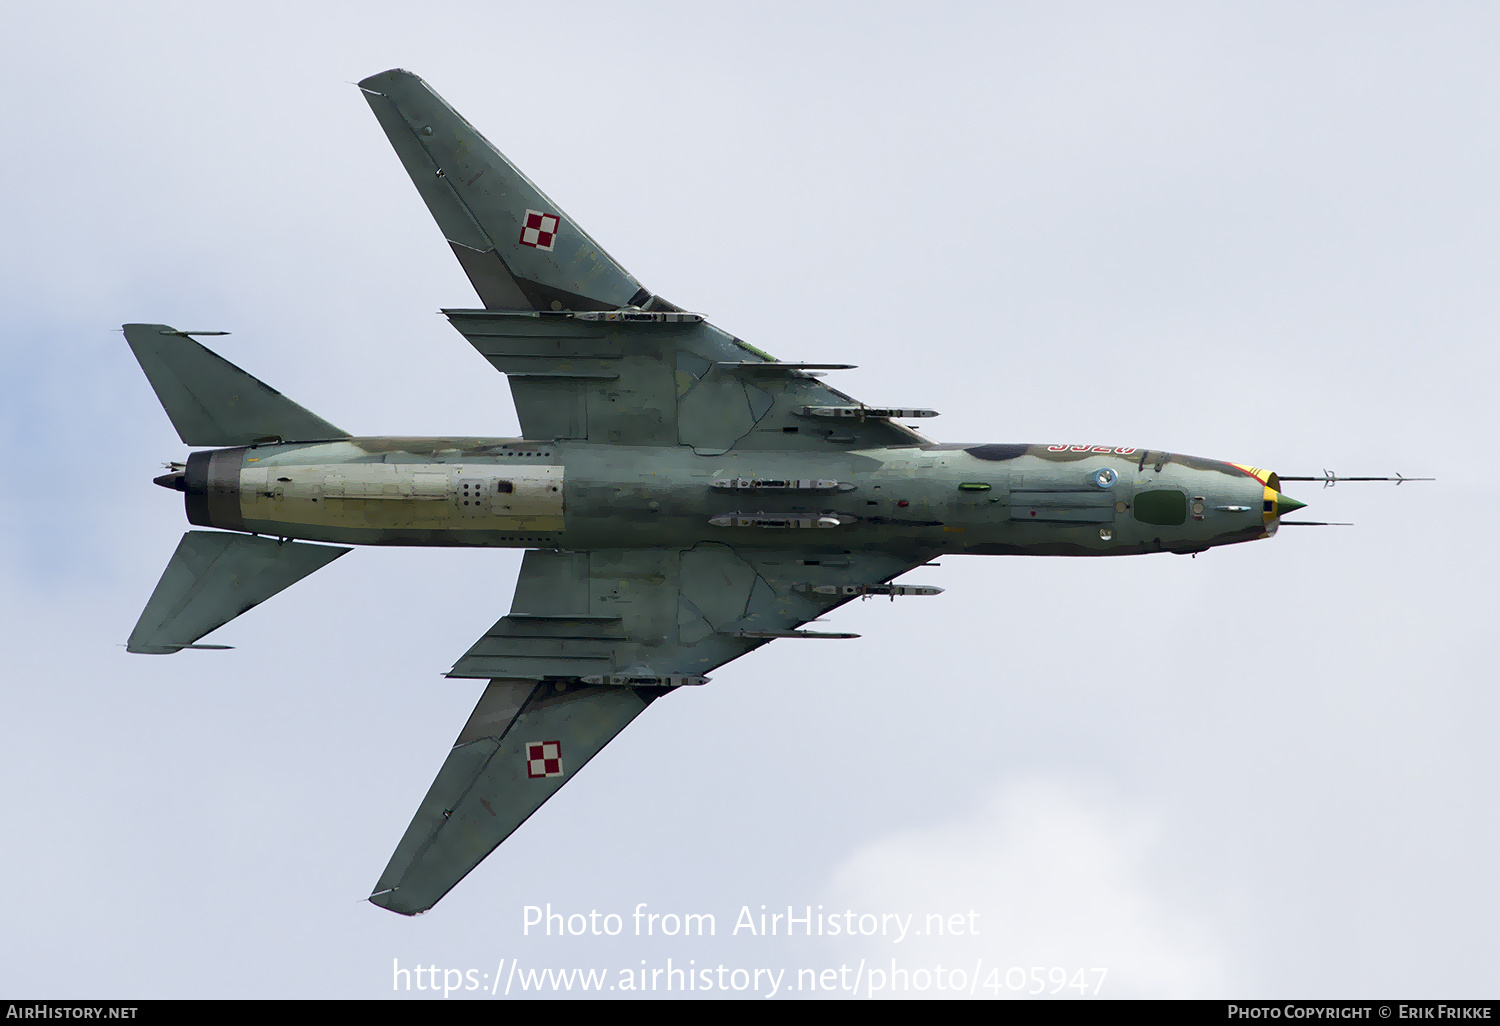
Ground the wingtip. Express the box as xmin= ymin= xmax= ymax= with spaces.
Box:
xmin=367 ymin=886 xmax=428 ymax=916
xmin=357 ymin=68 xmax=420 ymax=93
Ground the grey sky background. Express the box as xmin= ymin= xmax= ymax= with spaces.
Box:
xmin=1 ymin=1 xmax=1495 ymax=999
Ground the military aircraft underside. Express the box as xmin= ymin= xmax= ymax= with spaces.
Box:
xmin=126 ymin=69 xmax=1316 ymax=916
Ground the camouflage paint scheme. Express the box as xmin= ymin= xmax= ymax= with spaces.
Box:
xmin=125 ymin=70 xmax=1306 ymax=916
xmin=188 ymin=436 xmax=1279 ymax=556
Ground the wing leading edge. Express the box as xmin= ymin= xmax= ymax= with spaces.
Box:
xmin=357 ymin=68 xmax=651 ymax=313
xmin=371 ymin=544 xmax=934 ymax=914
xmin=360 ymin=68 xmax=930 ymax=452
xmin=369 ymin=678 xmax=664 ymax=916
xmin=360 ymin=69 xmax=942 ymax=913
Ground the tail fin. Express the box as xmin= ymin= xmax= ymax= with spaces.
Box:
xmin=358 ymin=69 xmax=654 ymax=312
xmin=127 ymin=531 xmax=349 ymax=654
xmin=124 ymin=324 xmax=348 ymax=446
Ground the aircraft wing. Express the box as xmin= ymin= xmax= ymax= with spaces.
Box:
xmin=359 ymin=69 xmax=931 ymax=453
xmin=369 ymin=544 xmax=934 ymax=915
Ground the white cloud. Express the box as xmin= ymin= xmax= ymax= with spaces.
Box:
xmin=827 ymin=777 xmax=1235 ymax=998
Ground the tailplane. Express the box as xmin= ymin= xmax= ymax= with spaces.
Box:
xmin=124 ymin=323 xmax=348 ymax=446
xmin=127 ymin=531 xmax=349 ymax=654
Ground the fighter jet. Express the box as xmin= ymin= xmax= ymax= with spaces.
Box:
xmin=126 ymin=69 xmax=1316 ymax=916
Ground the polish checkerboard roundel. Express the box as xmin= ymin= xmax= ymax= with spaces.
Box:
xmin=526 ymin=740 xmax=563 ymax=779
xmin=518 ymin=210 xmax=560 ymax=251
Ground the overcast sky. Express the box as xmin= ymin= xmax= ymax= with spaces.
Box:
xmin=2 ymin=1 xmax=1496 ymax=1000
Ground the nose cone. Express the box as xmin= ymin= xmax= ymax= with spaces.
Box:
xmin=1275 ymin=491 xmax=1306 ymax=517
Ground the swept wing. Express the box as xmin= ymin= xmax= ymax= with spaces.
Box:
xmin=359 ymin=69 xmax=930 ymax=453
xmin=370 ymin=544 xmax=931 ymax=915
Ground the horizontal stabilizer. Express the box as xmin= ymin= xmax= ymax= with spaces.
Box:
xmin=369 ymin=679 xmax=662 ymax=915
xmin=127 ymin=531 xmax=349 ymax=654
xmin=124 ymin=323 xmax=348 ymax=446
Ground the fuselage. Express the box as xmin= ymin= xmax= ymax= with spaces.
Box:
xmin=170 ymin=438 xmax=1291 ymax=558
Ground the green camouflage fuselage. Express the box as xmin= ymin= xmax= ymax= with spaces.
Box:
xmin=123 ymin=67 xmax=1332 ymax=917
xmin=180 ymin=437 xmax=1288 ymax=557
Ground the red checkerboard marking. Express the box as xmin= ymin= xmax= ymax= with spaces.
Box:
xmin=519 ymin=210 xmax=560 ymax=251
xmin=526 ymin=740 xmax=563 ymax=779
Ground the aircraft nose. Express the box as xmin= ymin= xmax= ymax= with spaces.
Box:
xmin=1270 ymin=491 xmax=1305 ymax=517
